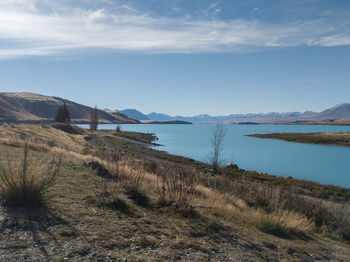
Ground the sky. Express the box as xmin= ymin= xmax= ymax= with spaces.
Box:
xmin=0 ymin=0 xmax=349 ymax=116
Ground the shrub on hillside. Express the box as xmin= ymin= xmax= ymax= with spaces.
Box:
xmin=54 ymin=103 xmax=71 ymax=123
xmin=0 ymin=143 xmax=61 ymax=208
xmin=156 ymin=164 xmax=196 ymax=208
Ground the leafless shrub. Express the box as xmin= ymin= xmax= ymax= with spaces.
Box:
xmin=156 ymin=164 xmax=196 ymax=208
xmin=121 ymin=158 xmax=145 ymax=193
xmin=209 ymin=122 xmax=226 ymax=172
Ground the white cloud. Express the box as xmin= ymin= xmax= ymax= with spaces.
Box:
xmin=314 ymin=34 xmax=350 ymax=47
xmin=0 ymin=0 xmax=349 ymax=58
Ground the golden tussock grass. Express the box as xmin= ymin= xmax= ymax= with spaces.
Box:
xmin=0 ymin=124 xmax=317 ymax=238
xmin=109 ymin=159 xmax=315 ymax=237
xmin=251 ymin=209 xmax=314 ymax=237
xmin=0 ymin=143 xmax=61 ymax=208
xmin=0 ymin=124 xmax=92 ymax=155
xmin=193 ymin=183 xmax=314 ymax=237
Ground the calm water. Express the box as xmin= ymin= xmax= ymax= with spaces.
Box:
xmin=83 ymin=124 xmax=350 ymax=188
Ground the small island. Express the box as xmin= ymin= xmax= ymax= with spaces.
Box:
xmin=140 ymin=120 xmax=192 ymax=124
xmin=238 ymin=122 xmax=260 ymax=125
xmin=248 ymin=132 xmax=350 ymax=147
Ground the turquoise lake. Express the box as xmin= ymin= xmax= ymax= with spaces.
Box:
xmin=83 ymin=124 xmax=350 ymax=188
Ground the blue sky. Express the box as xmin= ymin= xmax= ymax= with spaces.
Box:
xmin=0 ymin=0 xmax=349 ymax=115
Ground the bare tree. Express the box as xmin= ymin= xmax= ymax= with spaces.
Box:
xmin=90 ymin=106 xmax=99 ymax=131
xmin=209 ymin=122 xmax=226 ymax=172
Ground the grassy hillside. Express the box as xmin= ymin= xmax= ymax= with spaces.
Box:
xmin=0 ymin=124 xmax=349 ymax=261
xmin=0 ymin=92 xmax=139 ymax=124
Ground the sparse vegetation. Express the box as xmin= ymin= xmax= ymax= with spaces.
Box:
xmin=156 ymin=164 xmax=196 ymax=209
xmin=209 ymin=122 xmax=226 ymax=172
xmin=254 ymin=209 xmax=313 ymax=238
xmin=121 ymin=158 xmax=145 ymax=192
xmin=116 ymin=124 xmax=122 ymax=132
xmin=0 ymin=143 xmax=61 ymax=208
xmin=54 ymin=102 xmax=71 ymax=123
xmin=249 ymin=132 xmax=350 ymax=147
xmin=0 ymin=124 xmax=349 ymax=260
xmin=90 ymin=106 xmax=99 ymax=131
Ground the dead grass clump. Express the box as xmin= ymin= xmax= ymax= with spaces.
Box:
xmin=194 ymin=183 xmax=314 ymax=239
xmin=0 ymin=124 xmax=91 ymax=156
xmin=119 ymin=158 xmax=150 ymax=206
xmin=0 ymin=143 xmax=61 ymax=208
xmin=156 ymin=164 xmax=196 ymax=209
xmin=144 ymin=160 xmax=158 ymax=174
xmin=86 ymin=152 xmax=150 ymax=207
xmin=51 ymin=123 xmax=86 ymax=135
xmin=283 ymin=195 xmax=350 ymax=240
xmin=253 ymin=209 xmax=314 ymax=238
xmin=87 ymin=150 xmax=121 ymax=201
xmin=199 ymin=172 xmax=345 ymax=238
xmin=121 ymin=158 xmax=145 ymax=193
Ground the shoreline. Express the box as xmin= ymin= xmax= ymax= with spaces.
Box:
xmin=106 ymin=128 xmax=350 ymax=190
xmin=0 ymin=123 xmax=349 ymax=260
xmin=248 ymin=132 xmax=350 ymax=148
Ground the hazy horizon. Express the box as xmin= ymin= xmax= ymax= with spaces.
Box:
xmin=117 ymin=103 xmax=344 ymax=117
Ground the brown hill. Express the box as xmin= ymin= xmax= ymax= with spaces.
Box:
xmin=0 ymin=92 xmax=139 ymax=124
xmin=310 ymin=103 xmax=350 ymax=120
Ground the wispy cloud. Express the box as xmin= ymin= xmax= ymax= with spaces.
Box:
xmin=0 ymin=0 xmax=349 ymax=58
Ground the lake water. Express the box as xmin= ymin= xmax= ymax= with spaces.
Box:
xmin=83 ymin=124 xmax=350 ymax=188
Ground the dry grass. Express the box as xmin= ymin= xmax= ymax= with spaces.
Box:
xmin=156 ymin=164 xmax=196 ymax=208
xmin=252 ymin=209 xmax=313 ymax=238
xmin=192 ymin=184 xmax=314 ymax=238
xmin=0 ymin=143 xmax=61 ymax=208
xmin=1 ymin=125 xmax=350 ymax=260
xmin=0 ymin=124 xmax=92 ymax=155
xmin=120 ymin=158 xmax=146 ymax=193
xmin=96 ymin=155 xmax=315 ymax=238
xmin=1 ymin=147 xmax=347 ymax=261
xmin=65 ymin=148 xmax=327 ymax=239
xmin=0 ymin=124 xmax=346 ymax=241
xmin=249 ymin=132 xmax=350 ymax=147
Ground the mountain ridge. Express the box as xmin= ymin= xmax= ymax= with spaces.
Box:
xmin=2 ymin=92 xmax=349 ymax=124
xmin=119 ymin=109 xmax=149 ymax=120
xmin=120 ymin=103 xmax=350 ymax=124
xmin=0 ymin=92 xmax=139 ymax=124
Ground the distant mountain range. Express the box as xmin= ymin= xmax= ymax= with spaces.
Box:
xmin=2 ymin=92 xmax=349 ymax=125
xmin=119 ymin=109 xmax=150 ymax=120
xmin=0 ymin=92 xmax=139 ymax=124
xmin=119 ymin=103 xmax=350 ymax=124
